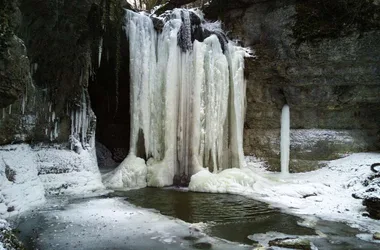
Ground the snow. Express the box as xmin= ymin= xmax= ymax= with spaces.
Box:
xmin=189 ymin=153 xmax=380 ymax=233
xmin=102 ymin=154 xmax=147 ymax=189
xmin=0 ymin=220 xmax=6 ymax=229
xmin=0 ymin=144 xmax=104 ymax=218
xmin=0 ymin=144 xmax=45 ymax=217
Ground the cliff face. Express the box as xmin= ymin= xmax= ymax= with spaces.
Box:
xmin=206 ymin=0 xmax=380 ymax=171
xmin=1 ymin=0 xmax=379 ymax=174
xmin=0 ymin=0 xmax=99 ymax=145
xmin=0 ymin=0 xmax=31 ymax=143
xmin=0 ymin=0 xmax=116 ymax=217
xmin=0 ymin=0 xmax=128 ymax=147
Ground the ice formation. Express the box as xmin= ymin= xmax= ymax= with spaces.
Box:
xmin=104 ymin=9 xmax=248 ymax=188
xmin=70 ymin=90 xmax=94 ymax=148
xmin=281 ymin=104 xmax=290 ymax=174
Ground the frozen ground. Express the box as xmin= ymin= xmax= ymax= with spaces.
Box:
xmin=16 ymin=198 xmax=251 ymax=250
xmin=189 ymin=153 xmax=380 ymax=234
xmin=1 ymin=144 xmax=380 ymax=248
xmin=0 ymin=144 xmax=104 ymax=218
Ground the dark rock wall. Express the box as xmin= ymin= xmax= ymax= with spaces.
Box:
xmin=0 ymin=0 xmax=127 ymax=150
xmin=89 ymin=1 xmax=131 ymax=163
xmin=0 ymin=0 xmax=30 ymax=109
xmin=0 ymin=0 xmax=32 ymax=144
xmin=206 ymin=0 xmax=380 ymax=171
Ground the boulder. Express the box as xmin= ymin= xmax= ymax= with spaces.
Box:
xmin=373 ymin=232 xmax=380 ymax=240
xmin=268 ymin=237 xmax=311 ymax=250
xmin=363 ymin=197 xmax=380 ymax=220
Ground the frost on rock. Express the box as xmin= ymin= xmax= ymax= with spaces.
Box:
xmin=0 ymin=144 xmax=104 ymax=218
xmin=102 ymin=154 xmax=147 ymax=189
xmin=105 ymin=9 xmax=249 ymax=188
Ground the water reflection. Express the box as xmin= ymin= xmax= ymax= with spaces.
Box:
xmin=110 ymin=188 xmax=315 ymax=244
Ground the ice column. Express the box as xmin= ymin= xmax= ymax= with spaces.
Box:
xmin=281 ymin=104 xmax=290 ymax=174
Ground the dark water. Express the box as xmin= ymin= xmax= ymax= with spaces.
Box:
xmin=109 ymin=188 xmax=380 ymax=249
xmin=15 ymin=188 xmax=380 ymax=249
xmin=109 ymin=188 xmax=315 ymax=244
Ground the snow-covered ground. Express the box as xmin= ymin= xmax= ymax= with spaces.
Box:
xmin=1 ymin=143 xmax=379 ymax=248
xmin=189 ymin=153 xmax=380 ymax=233
xmin=0 ymin=144 xmax=104 ymax=218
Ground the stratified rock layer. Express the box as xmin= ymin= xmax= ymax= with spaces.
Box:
xmin=206 ymin=0 xmax=380 ymax=171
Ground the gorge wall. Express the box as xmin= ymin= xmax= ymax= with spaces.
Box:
xmin=205 ymin=0 xmax=380 ymax=171
xmin=0 ymin=0 xmax=379 ymax=176
xmin=0 ymin=0 xmax=116 ymax=216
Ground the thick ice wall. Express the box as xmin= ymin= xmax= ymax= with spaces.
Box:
xmin=202 ymin=35 xmax=230 ymax=172
xmin=106 ymin=9 xmax=248 ymax=188
xmin=227 ymin=43 xmax=247 ymax=169
xmin=126 ymin=10 xmax=157 ymax=156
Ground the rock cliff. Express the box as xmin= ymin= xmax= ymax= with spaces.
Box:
xmin=206 ymin=0 xmax=380 ymax=171
xmin=0 ymin=0 xmax=379 ymax=174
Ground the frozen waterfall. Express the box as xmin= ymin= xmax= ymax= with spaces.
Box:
xmin=103 ymin=9 xmax=249 ymax=188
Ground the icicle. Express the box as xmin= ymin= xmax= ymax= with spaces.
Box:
xmin=70 ymin=109 xmax=75 ymax=137
xmin=54 ymin=121 xmax=59 ymax=139
xmin=8 ymin=105 xmax=12 ymax=115
xmin=98 ymin=38 xmax=103 ymax=67
xmin=81 ymin=89 xmax=88 ymax=145
xmin=21 ymin=88 xmax=26 ymax=115
xmin=2 ymin=108 xmax=5 ymax=119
